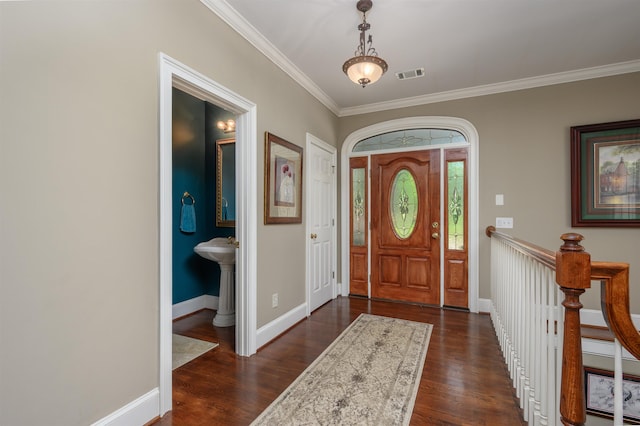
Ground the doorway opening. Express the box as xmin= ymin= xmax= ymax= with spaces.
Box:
xmin=158 ymin=54 xmax=258 ymax=416
xmin=340 ymin=117 xmax=480 ymax=312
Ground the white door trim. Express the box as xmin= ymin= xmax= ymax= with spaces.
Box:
xmin=158 ymin=53 xmax=258 ymax=416
xmin=340 ymin=116 xmax=480 ymax=313
xmin=305 ymin=133 xmax=337 ymax=316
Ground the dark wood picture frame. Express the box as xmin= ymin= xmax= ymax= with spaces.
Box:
xmin=584 ymin=367 xmax=640 ymax=424
xmin=264 ymin=132 xmax=303 ymax=224
xmin=570 ymin=119 xmax=640 ymax=227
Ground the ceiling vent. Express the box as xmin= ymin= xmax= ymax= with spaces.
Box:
xmin=395 ymin=68 xmax=425 ymax=81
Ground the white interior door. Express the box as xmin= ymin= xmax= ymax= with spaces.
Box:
xmin=306 ymin=134 xmax=337 ymax=314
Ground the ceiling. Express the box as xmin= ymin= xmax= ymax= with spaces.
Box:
xmin=205 ymin=0 xmax=640 ymax=116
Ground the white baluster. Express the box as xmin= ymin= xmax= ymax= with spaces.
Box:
xmin=614 ymin=338 xmax=623 ymax=426
xmin=489 ymin=236 xmax=564 ymax=425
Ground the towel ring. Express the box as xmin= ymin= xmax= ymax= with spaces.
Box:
xmin=181 ymin=191 xmax=196 ymax=205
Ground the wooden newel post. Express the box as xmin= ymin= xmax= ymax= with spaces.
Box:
xmin=556 ymin=233 xmax=591 ymax=426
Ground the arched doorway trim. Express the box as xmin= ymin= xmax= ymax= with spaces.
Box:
xmin=340 ymin=116 xmax=479 ymax=312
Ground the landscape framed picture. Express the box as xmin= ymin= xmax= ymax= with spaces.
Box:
xmin=570 ymin=119 xmax=640 ymax=227
xmin=264 ymin=132 xmax=303 ymax=224
xmin=585 ymin=367 xmax=640 ymax=424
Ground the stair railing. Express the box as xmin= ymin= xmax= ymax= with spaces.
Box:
xmin=486 ymin=226 xmax=638 ymax=426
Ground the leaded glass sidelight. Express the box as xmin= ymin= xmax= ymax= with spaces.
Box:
xmin=447 ymin=161 xmax=465 ymax=250
xmin=390 ymin=169 xmax=418 ymax=239
xmin=352 ymin=168 xmax=366 ymax=246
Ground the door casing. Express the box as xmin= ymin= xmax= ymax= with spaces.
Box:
xmin=158 ymin=53 xmax=258 ymax=415
xmin=340 ymin=117 xmax=479 ymax=312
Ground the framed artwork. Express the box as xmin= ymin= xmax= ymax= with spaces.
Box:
xmin=570 ymin=119 xmax=640 ymax=227
xmin=585 ymin=367 xmax=640 ymax=424
xmin=264 ymin=132 xmax=303 ymax=224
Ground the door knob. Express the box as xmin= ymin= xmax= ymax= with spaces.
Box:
xmin=310 ymin=233 xmax=317 ymax=239
xmin=432 ymin=232 xmax=439 ymax=239
xmin=432 ymin=222 xmax=439 ymax=228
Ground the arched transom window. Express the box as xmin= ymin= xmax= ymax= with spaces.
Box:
xmin=353 ymin=128 xmax=467 ymax=152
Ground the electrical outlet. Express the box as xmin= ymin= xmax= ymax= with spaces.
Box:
xmin=496 ymin=217 xmax=514 ymax=229
xmin=272 ymin=293 xmax=278 ymax=308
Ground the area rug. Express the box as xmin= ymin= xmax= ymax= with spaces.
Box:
xmin=251 ymin=314 xmax=433 ymax=425
xmin=172 ymin=334 xmax=218 ymax=370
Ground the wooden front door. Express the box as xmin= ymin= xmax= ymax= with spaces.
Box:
xmin=371 ymin=150 xmax=440 ymax=305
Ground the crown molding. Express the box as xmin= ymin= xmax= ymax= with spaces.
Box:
xmin=201 ymin=0 xmax=340 ymax=116
xmin=200 ymin=1 xmax=640 ymax=119
xmin=338 ymin=60 xmax=640 ymax=117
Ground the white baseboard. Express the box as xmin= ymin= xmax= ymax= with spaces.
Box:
xmin=172 ymin=295 xmax=219 ymax=320
xmin=480 ymin=301 xmax=640 ymax=327
xmin=581 ymin=308 xmax=640 ymax=328
xmin=582 ymin=337 xmax=639 ymax=360
xmin=338 ymin=281 xmax=348 ymax=297
xmin=580 ymin=308 xmax=640 ymax=361
xmin=478 ymin=298 xmax=492 ymax=314
xmin=92 ymin=295 xmax=220 ymax=426
xmin=256 ymin=303 xmax=307 ymax=349
xmin=486 ymin=300 xmax=640 ymax=360
xmin=90 ymin=388 xmax=159 ymax=426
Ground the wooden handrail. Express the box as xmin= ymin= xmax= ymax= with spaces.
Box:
xmin=485 ymin=226 xmax=635 ymax=426
xmin=594 ymin=261 xmax=640 ymax=359
xmin=485 ymin=225 xmax=556 ymax=269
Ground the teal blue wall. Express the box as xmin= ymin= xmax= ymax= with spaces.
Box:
xmin=172 ymin=88 xmax=235 ymax=305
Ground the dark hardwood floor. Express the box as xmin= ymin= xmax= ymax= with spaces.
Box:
xmin=153 ymin=297 xmax=526 ymax=425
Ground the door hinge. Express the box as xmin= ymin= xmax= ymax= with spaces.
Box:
xmin=331 ymin=165 xmax=336 ymax=174
xmin=332 ymin=271 xmax=335 ymax=279
xmin=332 ymin=218 xmax=335 ymax=226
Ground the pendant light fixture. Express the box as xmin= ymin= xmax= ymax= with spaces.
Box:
xmin=342 ymin=0 xmax=388 ymax=88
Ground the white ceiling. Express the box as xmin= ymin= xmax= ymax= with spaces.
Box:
xmin=205 ymin=0 xmax=640 ymax=116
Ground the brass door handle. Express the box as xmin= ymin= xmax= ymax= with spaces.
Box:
xmin=311 ymin=233 xmax=317 ymax=239
xmin=432 ymin=232 xmax=439 ymax=239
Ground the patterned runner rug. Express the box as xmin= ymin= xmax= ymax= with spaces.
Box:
xmin=251 ymin=313 xmax=433 ymax=425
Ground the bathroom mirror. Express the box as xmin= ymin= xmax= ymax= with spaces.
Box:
xmin=216 ymin=138 xmax=236 ymax=227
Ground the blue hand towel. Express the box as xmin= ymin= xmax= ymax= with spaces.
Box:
xmin=180 ymin=203 xmax=196 ymax=233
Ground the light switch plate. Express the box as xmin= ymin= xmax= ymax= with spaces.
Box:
xmin=496 ymin=194 xmax=504 ymax=206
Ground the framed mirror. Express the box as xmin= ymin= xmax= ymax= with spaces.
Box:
xmin=216 ymin=138 xmax=236 ymax=227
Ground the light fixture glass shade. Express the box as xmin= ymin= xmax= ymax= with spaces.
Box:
xmin=343 ymin=55 xmax=388 ymax=87
xmin=216 ymin=119 xmax=235 ymax=133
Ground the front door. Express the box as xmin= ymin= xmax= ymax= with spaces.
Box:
xmin=370 ymin=150 xmax=440 ymax=305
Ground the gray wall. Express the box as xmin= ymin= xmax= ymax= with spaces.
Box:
xmin=338 ymin=72 xmax=640 ymax=311
xmin=0 ymin=1 xmax=337 ymax=424
xmin=1 ymin=0 xmax=638 ymax=424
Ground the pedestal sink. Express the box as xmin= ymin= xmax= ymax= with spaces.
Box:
xmin=194 ymin=237 xmax=236 ymax=327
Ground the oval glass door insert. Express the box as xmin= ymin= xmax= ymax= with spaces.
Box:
xmin=390 ymin=169 xmax=418 ymax=239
